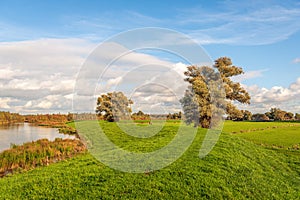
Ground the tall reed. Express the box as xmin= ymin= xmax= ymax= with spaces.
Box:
xmin=0 ymin=138 xmax=86 ymax=177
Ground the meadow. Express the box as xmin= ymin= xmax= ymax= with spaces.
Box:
xmin=0 ymin=120 xmax=299 ymax=199
xmin=224 ymin=121 xmax=300 ymax=149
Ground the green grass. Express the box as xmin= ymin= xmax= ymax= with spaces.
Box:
xmin=91 ymin=120 xmax=180 ymax=152
xmin=222 ymin=120 xmax=300 ymax=134
xmin=224 ymin=121 xmax=300 ymax=149
xmin=0 ymin=121 xmax=299 ymax=199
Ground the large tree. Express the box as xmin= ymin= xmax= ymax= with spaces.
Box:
xmin=180 ymin=57 xmax=250 ymax=128
xmin=265 ymin=108 xmax=290 ymax=121
xmin=96 ymin=92 xmax=133 ymax=122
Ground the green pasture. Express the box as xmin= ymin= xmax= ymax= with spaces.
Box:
xmin=0 ymin=120 xmax=299 ymax=199
xmin=224 ymin=121 xmax=300 ymax=149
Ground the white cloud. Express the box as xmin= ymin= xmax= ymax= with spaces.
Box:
xmin=24 ymin=101 xmax=32 ymax=108
xmin=177 ymin=2 xmax=300 ymax=45
xmin=238 ymin=77 xmax=300 ymax=113
xmin=0 ymin=38 xmax=94 ymax=73
xmin=173 ymin=62 xmax=188 ymax=78
xmin=0 ymin=67 xmax=16 ymax=80
xmin=0 ymin=38 xmax=96 ymax=113
xmin=59 ymin=2 xmax=300 ymax=46
xmin=7 ymin=79 xmax=42 ymax=90
xmin=0 ymin=38 xmax=192 ymax=114
xmin=117 ymin=62 xmax=189 ymax=114
xmin=232 ymin=69 xmax=268 ymax=82
xmin=37 ymin=101 xmax=53 ymax=109
xmin=1 ymin=36 xmax=298 ymax=115
xmin=0 ymin=98 xmax=12 ymax=109
xmin=106 ymin=76 xmax=123 ymax=88
xmin=87 ymin=46 xmax=192 ymax=114
xmin=293 ymin=58 xmax=300 ymax=63
xmin=1 ymin=1 xmax=299 ymax=47
xmin=74 ymin=2 xmax=300 ymax=45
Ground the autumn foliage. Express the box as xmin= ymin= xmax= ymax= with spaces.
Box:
xmin=0 ymin=111 xmax=24 ymax=125
xmin=24 ymin=113 xmax=72 ymax=127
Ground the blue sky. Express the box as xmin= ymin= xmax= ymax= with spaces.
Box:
xmin=0 ymin=0 xmax=300 ymax=114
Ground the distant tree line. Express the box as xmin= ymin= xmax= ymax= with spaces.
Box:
xmin=0 ymin=111 xmax=24 ymax=124
xmin=149 ymin=114 xmax=169 ymax=120
xmin=226 ymin=107 xmax=300 ymax=122
xmin=166 ymin=112 xmax=182 ymax=120
xmin=25 ymin=113 xmax=101 ymax=124
xmin=24 ymin=114 xmax=71 ymax=127
xmin=252 ymin=108 xmax=300 ymax=122
xmin=71 ymin=113 xmax=98 ymax=121
xmin=94 ymin=92 xmax=300 ymax=123
xmin=131 ymin=111 xmax=150 ymax=120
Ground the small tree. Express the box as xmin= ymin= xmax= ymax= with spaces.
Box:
xmin=96 ymin=92 xmax=133 ymax=122
xmin=242 ymin=110 xmax=252 ymax=121
xmin=226 ymin=103 xmax=243 ymax=121
xmin=131 ymin=110 xmax=150 ymax=120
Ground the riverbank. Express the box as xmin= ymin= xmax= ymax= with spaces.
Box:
xmin=24 ymin=114 xmax=78 ymax=135
xmin=36 ymin=122 xmax=77 ymax=135
xmin=0 ymin=120 xmax=82 ymax=177
xmin=0 ymin=111 xmax=24 ymax=125
xmin=0 ymin=138 xmax=86 ymax=178
xmin=0 ymin=122 xmax=76 ymax=153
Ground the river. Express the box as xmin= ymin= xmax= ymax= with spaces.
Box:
xmin=0 ymin=123 xmax=75 ymax=152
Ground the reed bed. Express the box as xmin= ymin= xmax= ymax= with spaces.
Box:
xmin=0 ymin=138 xmax=86 ymax=177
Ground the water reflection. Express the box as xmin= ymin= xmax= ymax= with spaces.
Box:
xmin=0 ymin=123 xmax=75 ymax=152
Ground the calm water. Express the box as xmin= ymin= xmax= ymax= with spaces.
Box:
xmin=0 ymin=123 xmax=75 ymax=152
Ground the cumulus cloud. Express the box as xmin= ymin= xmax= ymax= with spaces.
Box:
xmin=0 ymin=67 xmax=16 ymax=80
xmin=0 ymin=38 xmax=95 ymax=113
xmin=2 ymin=36 xmax=297 ymax=115
xmin=238 ymin=77 xmax=300 ymax=113
xmin=90 ymin=49 xmax=191 ymax=114
xmin=0 ymin=98 xmax=12 ymax=109
xmin=0 ymin=38 xmax=193 ymax=114
xmin=0 ymin=38 xmax=94 ymax=73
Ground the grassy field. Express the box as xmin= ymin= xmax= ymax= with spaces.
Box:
xmin=224 ymin=121 xmax=300 ymax=149
xmin=0 ymin=121 xmax=299 ymax=199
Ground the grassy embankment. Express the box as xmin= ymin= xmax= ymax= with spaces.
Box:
xmin=0 ymin=120 xmax=299 ymax=199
